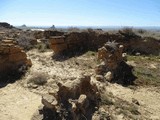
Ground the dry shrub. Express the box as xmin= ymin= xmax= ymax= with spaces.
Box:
xmin=67 ymin=27 xmax=81 ymax=32
xmin=119 ymin=27 xmax=138 ymax=38
xmin=17 ymin=31 xmax=36 ymax=50
xmin=36 ymin=43 xmax=48 ymax=52
xmin=137 ymin=29 xmax=147 ymax=34
xmin=27 ymin=72 xmax=48 ymax=85
xmin=0 ymin=36 xmax=3 ymax=41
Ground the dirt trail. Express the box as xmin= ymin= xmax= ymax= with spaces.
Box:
xmin=0 ymin=82 xmax=41 ymax=120
xmin=106 ymin=83 xmax=160 ymax=119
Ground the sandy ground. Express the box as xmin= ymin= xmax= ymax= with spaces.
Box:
xmin=106 ymin=83 xmax=160 ymax=119
xmin=0 ymin=83 xmax=41 ymax=120
xmin=0 ymin=50 xmax=160 ymax=120
xmin=27 ymin=50 xmax=95 ymax=80
xmin=0 ymin=50 xmax=96 ymax=120
xmin=1 ymin=82 xmax=160 ymax=120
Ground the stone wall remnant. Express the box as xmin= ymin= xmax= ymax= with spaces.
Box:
xmin=0 ymin=39 xmax=32 ymax=80
xmin=49 ymin=36 xmax=67 ymax=54
xmin=38 ymin=75 xmax=100 ymax=120
xmin=48 ymin=31 xmax=160 ymax=55
xmin=95 ymin=41 xmax=136 ymax=85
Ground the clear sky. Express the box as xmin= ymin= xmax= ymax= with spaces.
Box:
xmin=0 ymin=0 xmax=160 ymax=26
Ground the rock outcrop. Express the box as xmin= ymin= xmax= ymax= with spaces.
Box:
xmin=0 ymin=22 xmax=14 ymax=29
xmin=95 ymin=41 xmax=136 ymax=85
xmin=35 ymin=75 xmax=100 ymax=120
xmin=0 ymin=39 xmax=32 ymax=80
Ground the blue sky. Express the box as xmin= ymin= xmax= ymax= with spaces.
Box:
xmin=0 ymin=0 xmax=160 ymax=26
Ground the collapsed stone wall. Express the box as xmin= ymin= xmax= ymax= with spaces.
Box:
xmin=34 ymin=42 xmax=137 ymax=120
xmin=43 ymin=30 xmax=64 ymax=39
xmin=49 ymin=32 xmax=91 ymax=54
xmin=49 ymin=31 xmax=160 ymax=55
xmin=34 ymin=75 xmax=100 ymax=120
xmin=49 ymin=36 xmax=67 ymax=54
xmin=95 ymin=41 xmax=136 ymax=85
xmin=0 ymin=39 xmax=32 ymax=80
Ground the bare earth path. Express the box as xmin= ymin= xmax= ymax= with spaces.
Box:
xmin=0 ymin=82 xmax=41 ymax=120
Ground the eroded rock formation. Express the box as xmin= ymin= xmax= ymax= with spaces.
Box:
xmin=95 ymin=41 xmax=136 ymax=85
xmin=0 ymin=39 xmax=32 ymax=80
xmin=35 ymin=75 xmax=100 ymax=120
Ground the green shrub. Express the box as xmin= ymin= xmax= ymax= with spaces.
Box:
xmin=36 ymin=43 xmax=47 ymax=52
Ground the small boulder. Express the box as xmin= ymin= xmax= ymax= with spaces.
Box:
xmin=104 ymin=71 xmax=113 ymax=81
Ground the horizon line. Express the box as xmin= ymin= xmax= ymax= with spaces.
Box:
xmin=14 ymin=25 xmax=160 ymax=27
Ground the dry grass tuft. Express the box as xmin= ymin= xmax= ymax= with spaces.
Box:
xmin=27 ymin=72 xmax=49 ymax=86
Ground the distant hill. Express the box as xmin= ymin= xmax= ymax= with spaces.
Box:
xmin=0 ymin=22 xmax=14 ymax=29
xmin=50 ymin=25 xmax=56 ymax=29
xmin=21 ymin=24 xmax=27 ymax=27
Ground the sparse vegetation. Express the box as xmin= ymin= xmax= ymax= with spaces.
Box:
xmin=100 ymin=91 xmax=141 ymax=119
xmin=67 ymin=27 xmax=81 ymax=32
xmin=86 ymin=51 xmax=97 ymax=56
xmin=36 ymin=42 xmax=48 ymax=52
xmin=127 ymin=55 xmax=160 ymax=86
xmin=119 ymin=27 xmax=138 ymax=38
xmin=17 ymin=34 xmax=34 ymax=50
xmin=1 ymin=22 xmax=160 ymax=120
xmin=27 ymin=72 xmax=48 ymax=86
xmin=136 ymin=29 xmax=147 ymax=34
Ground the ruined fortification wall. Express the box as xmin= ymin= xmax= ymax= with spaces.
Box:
xmin=49 ymin=31 xmax=160 ymax=55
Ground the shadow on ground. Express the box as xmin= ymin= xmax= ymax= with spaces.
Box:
xmin=52 ymin=49 xmax=91 ymax=61
xmin=0 ymin=72 xmax=24 ymax=88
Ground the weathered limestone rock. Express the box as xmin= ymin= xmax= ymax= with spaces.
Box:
xmin=39 ymin=75 xmax=100 ymax=120
xmin=104 ymin=71 xmax=113 ymax=82
xmin=96 ymin=41 xmax=136 ymax=85
xmin=96 ymin=75 xmax=104 ymax=82
xmin=49 ymin=36 xmax=68 ymax=54
xmin=0 ymin=39 xmax=32 ymax=80
xmin=42 ymin=94 xmax=57 ymax=109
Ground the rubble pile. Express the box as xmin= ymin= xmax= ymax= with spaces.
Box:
xmin=0 ymin=39 xmax=32 ymax=80
xmin=35 ymin=75 xmax=100 ymax=120
xmin=95 ymin=41 xmax=136 ymax=85
xmin=33 ymin=41 xmax=138 ymax=119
